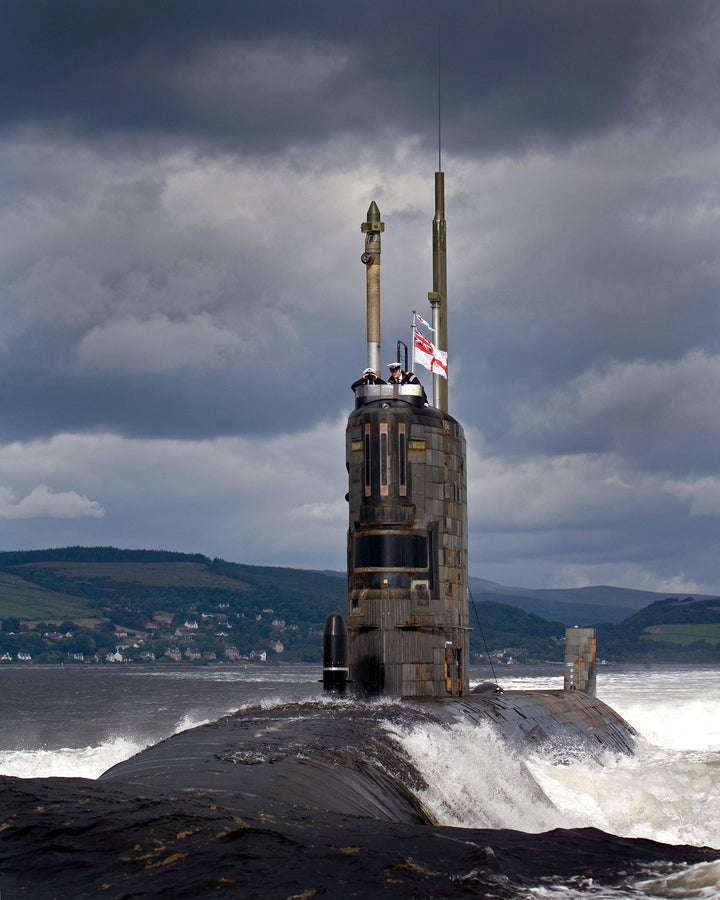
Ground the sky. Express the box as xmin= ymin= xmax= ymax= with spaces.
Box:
xmin=2 ymin=0 xmax=720 ymax=594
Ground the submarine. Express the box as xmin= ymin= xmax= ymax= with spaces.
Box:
xmin=100 ymin=169 xmax=636 ymax=829
xmin=7 ymin=176 xmax=717 ymax=900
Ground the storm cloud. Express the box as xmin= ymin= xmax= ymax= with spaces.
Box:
xmin=1 ymin=1 xmax=720 ymax=592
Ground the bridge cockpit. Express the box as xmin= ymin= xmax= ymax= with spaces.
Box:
xmin=352 ymin=383 xmax=426 ymax=409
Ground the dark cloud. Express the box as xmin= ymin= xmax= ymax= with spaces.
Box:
xmin=2 ymin=1 xmax=720 ymax=591
xmin=0 ymin=1 xmax=700 ymax=153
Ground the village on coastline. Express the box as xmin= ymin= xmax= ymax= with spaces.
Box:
xmin=1 ymin=547 xmax=719 ymax=667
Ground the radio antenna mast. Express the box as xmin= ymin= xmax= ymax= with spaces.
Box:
xmin=429 ymin=25 xmax=448 ymax=412
xmin=438 ymin=24 xmax=442 ymax=172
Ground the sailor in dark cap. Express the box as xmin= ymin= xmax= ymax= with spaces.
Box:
xmin=387 ymin=362 xmax=428 ymax=405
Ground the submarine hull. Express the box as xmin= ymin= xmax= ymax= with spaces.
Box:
xmin=100 ymin=691 xmax=637 ymax=824
xmin=4 ymin=689 xmax=716 ymax=900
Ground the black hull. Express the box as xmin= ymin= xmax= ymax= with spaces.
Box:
xmin=2 ymin=695 xmax=716 ymax=899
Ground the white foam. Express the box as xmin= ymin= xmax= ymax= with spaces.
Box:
xmin=0 ymin=737 xmax=144 ymax=780
xmin=387 ymin=703 xmax=720 ymax=852
xmin=609 ymin=698 xmax=720 ymax=752
xmin=526 ymin=740 xmax=720 ymax=850
xmin=388 ymin=719 xmax=568 ymax=831
xmin=509 ymin=860 xmax=720 ymax=899
xmin=0 ymin=709 xmax=237 ymax=780
xmin=636 ymin=859 xmax=720 ymax=898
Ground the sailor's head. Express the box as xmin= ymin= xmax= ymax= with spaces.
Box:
xmin=363 ymin=367 xmax=376 ymax=378
xmin=387 ymin=362 xmax=402 ymax=374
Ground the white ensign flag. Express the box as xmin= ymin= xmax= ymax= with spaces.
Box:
xmin=414 ymin=331 xmax=447 ymax=377
xmin=415 ymin=313 xmax=434 ymax=331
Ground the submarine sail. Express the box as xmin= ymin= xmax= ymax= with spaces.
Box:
xmin=346 ymin=188 xmax=469 ymax=698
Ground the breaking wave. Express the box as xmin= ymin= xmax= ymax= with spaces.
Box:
xmin=390 ymin=717 xmax=720 ymax=850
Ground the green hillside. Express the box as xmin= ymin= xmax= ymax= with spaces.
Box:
xmin=1 ymin=547 xmax=718 ymax=665
xmin=644 ymin=624 xmax=720 ymax=646
xmin=0 ymin=571 xmax=89 ymax=620
xmin=0 ymin=547 xmax=570 ymax=665
xmin=596 ymin=595 xmax=720 ymax=661
xmin=0 ymin=547 xmax=346 ymax=664
xmin=469 ymin=600 xmax=565 ymax=664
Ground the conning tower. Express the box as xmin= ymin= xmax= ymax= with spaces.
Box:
xmin=346 ymin=188 xmax=469 ymax=698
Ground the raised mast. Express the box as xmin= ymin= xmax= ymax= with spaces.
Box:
xmin=429 ymin=29 xmax=449 ymax=412
xmin=361 ymin=201 xmax=384 ymax=375
xmin=429 ymin=171 xmax=448 ymax=412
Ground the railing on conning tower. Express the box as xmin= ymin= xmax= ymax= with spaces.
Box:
xmin=352 ymin=383 xmax=425 ymax=409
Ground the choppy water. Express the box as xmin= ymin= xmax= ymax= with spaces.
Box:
xmin=0 ymin=663 xmax=319 ymax=778
xmin=1 ymin=662 xmax=719 ymax=897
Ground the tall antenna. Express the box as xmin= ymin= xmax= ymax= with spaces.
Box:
xmin=438 ymin=24 xmax=442 ymax=172
xmin=429 ymin=25 xmax=448 ymax=412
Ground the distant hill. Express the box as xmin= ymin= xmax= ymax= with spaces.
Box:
xmin=468 ymin=576 xmax=707 ymax=625
xmin=595 ymin=595 xmax=720 ymax=661
xmin=317 ymin=572 xmax=687 ymax=625
xmin=0 ymin=547 xmax=347 ymax=664
xmin=0 ymin=570 xmax=90 ymax=620
xmin=0 ymin=547 xmax=568 ymax=665
xmin=0 ymin=548 xmax=717 ymax=664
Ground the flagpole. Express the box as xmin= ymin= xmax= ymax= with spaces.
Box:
xmin=411 ymin=311 xmax=417 ymax=374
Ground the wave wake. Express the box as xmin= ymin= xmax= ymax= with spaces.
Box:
xmin=390 ymin=719 xmax=720 ymax=851
xmin=529 ymin=739 xmax=720 ymax=851
xmin=0 ymin=738 xmax=143 ymax=780
xmin=0 ymin=709 xmax=224 ymax=780
xmin=389 ymin=719 xmax=567 ymax=831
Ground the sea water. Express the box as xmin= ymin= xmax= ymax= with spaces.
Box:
xmin=399 ymin=665 xmax=720 ymax=898
xmin=0 ymin=663 xmax=320 ymax=778
xmin=1 ymin=663 xmax=719 ymax=897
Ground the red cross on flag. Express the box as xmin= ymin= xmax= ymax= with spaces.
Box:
xmin=414 ymin=330 xmax=447 ymax=378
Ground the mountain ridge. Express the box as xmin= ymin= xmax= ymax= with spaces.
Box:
xmin=1 ymin=547 xmax=718 ymax=664
xmin=0 ymin=546 xmax=711 ymax=625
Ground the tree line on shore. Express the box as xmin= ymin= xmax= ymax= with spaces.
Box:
xmin=1 ymin=547 xmax=718 ymax=665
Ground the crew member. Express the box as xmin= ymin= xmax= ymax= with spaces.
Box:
xmin=351 ymin=367 xmax=385 ymax=391
xmin=386 ymin=362 xmax=429 ymax=406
